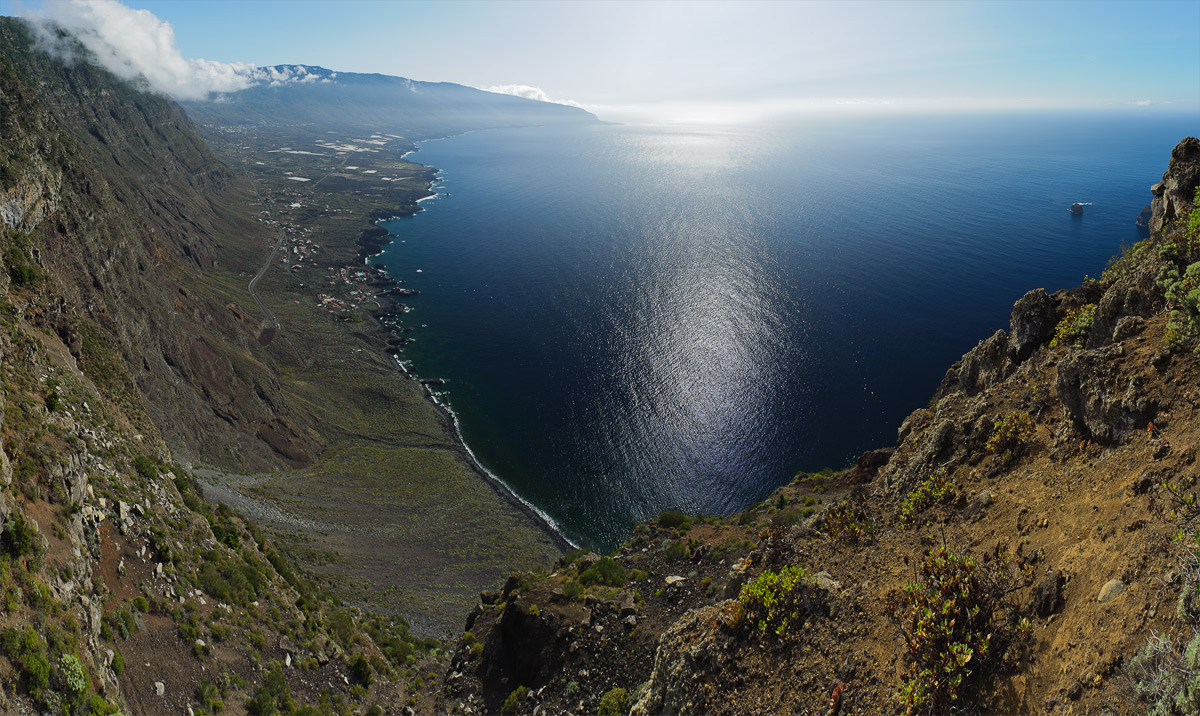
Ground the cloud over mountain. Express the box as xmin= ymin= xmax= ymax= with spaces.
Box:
xmin=24 ymin=0 xmax=324 ymax=100
xmin=480 ymin=83 xmax=587 ymax=109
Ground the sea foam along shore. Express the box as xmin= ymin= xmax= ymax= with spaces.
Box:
xmin=358 ymin=140 xmax=579 ymax=553
xmin=395 ymin=353 xmax=579 ymax=551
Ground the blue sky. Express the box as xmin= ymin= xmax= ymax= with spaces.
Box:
xmin=4 ymin=0 xmax=1198 ymax=121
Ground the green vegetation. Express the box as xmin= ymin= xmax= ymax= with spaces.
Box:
xmin=1050 ymin=303 xmax=1097 ymax=348
xmin=985 ymin=412 xmax=1034 ymax=465
xmin=656 ymin=509 xmax=692 ymax=531
xmin=1157 ymin=188 xmax=1200 ymax=350
xmin=579 ymin=557 xmax=627 ymax=588
xmin=1129 ymin=529 xmax=1200 ymax=714
xmin=247 ymin=661 xmax=293 ymax=715
xmin=2 ymin=511 xmax=40 ymax=559
xmin=898 ymin=471 xmax=955 ymax=528
xmin=825 ymin=500 xmax=873 ymax=542
xmin=890 ymin=544 xmax=1026 ymax=715
xmin=501 ymin=685 xmax=529 ymax=715
xmin=735 ymin=565 xmax=821 ymax=638
xmin=598 ymin=687 xmax=631 ymax=716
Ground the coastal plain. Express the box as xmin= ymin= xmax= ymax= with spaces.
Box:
xmin=188 ymin=122 xmax=564 ymax=632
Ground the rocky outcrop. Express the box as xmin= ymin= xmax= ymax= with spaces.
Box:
xmin=1009 ymin=289 xmax=1062 ymax=361
xmin=1150 ymin=136 xmax=1200 ymax=233
xmin=1055 ymin=343 xmax=1156 ymax=442
xmin=630 ymin=603 xmax=728 ymax=716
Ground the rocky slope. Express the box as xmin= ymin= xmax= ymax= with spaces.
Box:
xmin=439 ymin=138 xmax=1200 ymax=716
xmin=4 ymin=10 xmax=1200 ymax=716
xmin=0 ymin=16 xmax=555 ymax=716
xmin=1 ymin=17 xmax=314 ymax=473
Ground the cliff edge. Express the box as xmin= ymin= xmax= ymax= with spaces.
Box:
xmin=440 ymin=137 xmax=1200 ymax=716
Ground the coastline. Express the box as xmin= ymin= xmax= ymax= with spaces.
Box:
xmin=353 ymin=147 xmax=578 ymax=553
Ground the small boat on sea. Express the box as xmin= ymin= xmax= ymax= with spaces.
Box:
xmin=1069 ymin=202 xmax=1093 ymax=215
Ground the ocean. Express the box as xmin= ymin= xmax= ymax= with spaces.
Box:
xmin=376 ymin=111 xmax=1197 ymax=551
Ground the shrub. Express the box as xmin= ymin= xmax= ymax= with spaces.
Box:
xmin=1157 ymin=188 xmax=1200 ymax=351
xmin=656 ymin=509 xmax=691 ymax=530
xmin=110 ymin=650 xmax=124 ymax=676
xmin=1050 ymin=303 xmax=1097 ymax=348
xmin=889 ymin=544 xmax=1026 ymax=715
xmin=826 ymin=500 xmax=872 ymax=542
xmin=2 ymin=512 xmax=39 ymax=558
xmin=1130 ymin=528 xmax=1200 ymax=714
xmin=736 ymin=565 xmax=821 ymax=638
xmin=1128 ymin=631 xmax=1200 ymax=716
xmin=500 ymin=685 xmax=528 ymax=715
xmin=561 ymin=580 xmax=584 ymax=601
xmin=579 ymin=557 xmax=626 ymax=587
xmin=985 ymin=412 xmax=1034 ymax=465
xmin=56 ymin=653 xmax=87 ymax=697
xmin=1 ymin=625 xmax=50 ymax=695
xmin=349 ymin=653 xmax=373 ymax=686
xmin=663 ymin=540 xmax=688 ymax=559
xmin=598 ymin=687 xmax=631 ymax=716
xmin=247 ymin=661 xmax=292 ymax=715
xmin=132 ymin=455 xmax=159 ymax=480
xmin=195 ymin=681 xmax=224 ymax=714
xmin=898 ymin=471 xmax=954 ymax=528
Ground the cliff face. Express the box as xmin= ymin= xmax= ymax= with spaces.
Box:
xmin=0 ymin=18 xmax=450 ymax=715
xmin=442 ymin=139 xmax=1200 ymax=716
xmin=1 ymin=18 xmax=313 ymax=471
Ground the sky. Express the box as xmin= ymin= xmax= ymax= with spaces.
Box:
xmin=3 ymin=0 xmax=1198 ymax=122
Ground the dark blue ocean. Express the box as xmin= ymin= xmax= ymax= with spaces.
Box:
xmin=378 ymin=111 xmax=1197 ymax=550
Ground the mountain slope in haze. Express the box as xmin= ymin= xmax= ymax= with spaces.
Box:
xmin=181 ymin=65 xmax=600 ymax=139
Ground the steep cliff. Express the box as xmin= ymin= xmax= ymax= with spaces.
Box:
xmin=1 ymin=17 xmax=314 ymax=472
xmin=0 ymin=16 xmax=552 ymax=715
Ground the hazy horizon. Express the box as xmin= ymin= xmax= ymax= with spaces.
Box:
xmin=2 ymin=0 xmax=1197 ymax=124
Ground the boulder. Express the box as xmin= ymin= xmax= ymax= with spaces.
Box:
xmin=1097 ymin=579 xmax=1125 ymax=603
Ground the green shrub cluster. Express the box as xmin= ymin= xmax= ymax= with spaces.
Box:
xmin=1157 ymin=187 xmax=1200 ymax=351
xmin=890 ymin=544 xmax=1024 ymax=715
xmin=1102 ymin=236 xmax=1156 ymax=283
xmin=578 ymin=557 xmax=626 ymax=588
xmin=598 ymin=687 xmax=631 ymax=716
xmin=736 ymin=565 xmax=821 ymax=638
xmin=247 ymin=661 xmax=293 ymax=715
xmin=501 ymin=685 xmax=528 ymax=715
xmin=1050 ymin=303 xmax=1097 ymax=348
xmin=898 ymin=471 xmax=954 ymax=528
xmin=656 ymin=509 xmax=691 ymax=531
xmin=985 ymin=412 xmax=1034 ymax=465
xmin=2 ymin=511 xmax=40 ymax=559
xmin=825 ymin=500 xmax=873 ymax=542
xmin=1129 ymin=530 xmax=1200 ymax=714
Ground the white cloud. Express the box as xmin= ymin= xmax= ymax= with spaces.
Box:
xmin=1134 ymin=99 xmax=1153 ymax=107
xmin=21 ymin=0 xmax=324 ymax=101
xmin=479 ymin=84 xmax=589 ymax=110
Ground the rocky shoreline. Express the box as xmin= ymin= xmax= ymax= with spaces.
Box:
xmin=351 ymin=182 xmax=577 ymax=553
